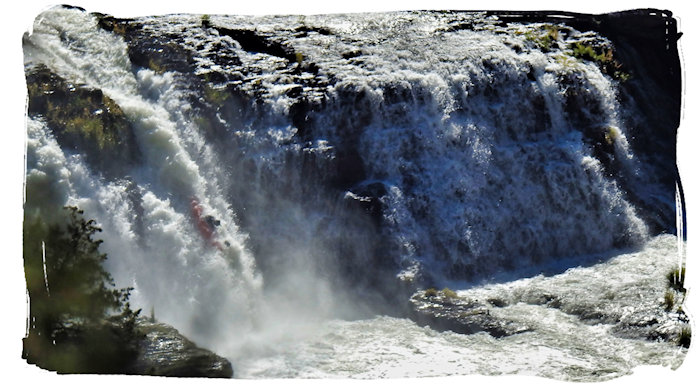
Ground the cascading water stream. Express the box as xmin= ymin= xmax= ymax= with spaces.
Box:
xmin=24 ymin=8 xmax=263 ymax=353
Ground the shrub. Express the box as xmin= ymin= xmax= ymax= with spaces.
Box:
xmin=424 ymin=288 xmax=438 ymax=297
xmin=23 ymin=206 xmax=141 ymax=373
xmin=678 ymin=326 xmax=691 ymax=348
xmin=570 ymin=43 xmax=629 ymax=81
xmin=571 ymin=43 xmax=603 ymax=62
xmin=663 ymin=290 xmax=675 ymax=311
xmin=525 ymin=24 xmax=560 ymax=52
xmin=604 ymin=126 xmax=620 ymax=145
xmin=441 ymin=288 xmax=459 ymax=299
xmin=201 ymin=14 xmax=211 ymax=28
xmin=667 ymin=266 xmax=686 ymax=292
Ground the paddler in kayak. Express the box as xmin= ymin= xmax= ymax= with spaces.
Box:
xmin=190 ymin=197 xmax=229 ymax=250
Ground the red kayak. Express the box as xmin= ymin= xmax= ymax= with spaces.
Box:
xmin=190 ymin=197 xmax=224 ymax=250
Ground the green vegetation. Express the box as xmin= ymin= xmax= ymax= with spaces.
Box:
xmin=204 ymin=84 xmax=231 ymax=107
xmin=555 ymin=53 xmax=579 ymax=68
xmin=663 ymin=290 xmax=675 ymax=311
xmin=570 ymin=43 xmax=630 ymax=82
xmin=678 ymin=326 xmax=691 ymax=348
xmin=667 ymin=266 xmax=686 ymax=293
xmin=23 ymin=206 xmax=141 ymax=373
xmin=571 ymin=43 xmax=608 ymax=63
xmin=663 ymin=265 xmax=690 ymax=347
xmin=147 ymin=58 xmax=168 ymax=74
xmin=441 ymin=287 xmax=459 ymax=299
xmin=604 ymin=126 xmax=619 ymax=145
xmin=201 ymin=14 xmax=211 ymax=28
xmin=28 ymin=84 xmax=128 ymax=152
xmin=524 ymin=25 xmax=560 ymax=52
xmin=25 ymin=65 xmax=140 ymax=177
xmin=423 ymin=287 xmax=460 ymax=299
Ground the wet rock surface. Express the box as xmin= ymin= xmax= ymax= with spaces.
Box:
xmin=127 ymin=319 xmax=233 ymax=378
xmin=82 ymin=6 xmax=683 ymax=292
xmin=409 ymin=290 xmax=531 ymax=338
xmin=24 ymin=64 xmax=141 ymax=179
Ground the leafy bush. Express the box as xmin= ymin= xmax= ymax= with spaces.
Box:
xmin=525 ymin=24 xmax=560 ymax=52
xmin=570 ymin=43 xmax=629 ymax=81
xmin=424 ymin=288 xmax=438 ymax=297
xmin=23 ymin=206 xmax=141 ymax=373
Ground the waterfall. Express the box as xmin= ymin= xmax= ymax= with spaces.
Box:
xmin=24 ymin=8 xmax=263 ymax=353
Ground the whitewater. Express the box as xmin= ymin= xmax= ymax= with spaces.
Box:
xmin=22 ymin=6 xmax=689 ymax=381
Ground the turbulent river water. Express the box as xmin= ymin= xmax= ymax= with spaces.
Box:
xmin=22 ymin=6 xmax=689 ymax=381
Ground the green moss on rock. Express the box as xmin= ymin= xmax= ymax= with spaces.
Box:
xmin=25 ymin=64 xmax=141 ymax=178
xmin=570 ymin=42 xmax=630 ymax=81
xmin=523 ymin=24 xmax=561 ymax=52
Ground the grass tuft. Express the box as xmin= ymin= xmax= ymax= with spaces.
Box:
xmin=441 ymin=287 xmax=459 ymax=299
xmin=667 ymin=266 xmax=686 ymax=292
xmin=664 ymin=290 xmax=675 ymax=311
xmin=678 ymin=326 xmax=691 ymax=348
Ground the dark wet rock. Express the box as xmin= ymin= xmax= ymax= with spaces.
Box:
xmin=60 ymin=4 xmax=86 ymax=12
xmin=128 ymin=319 xmax=233 ymax=378
xmin=213 ymin=26 xmax=298 ymax=63
xmin=122 ymin=178 xmax=146 ymax=246
xmin=409 ymin=291 xmax=531 ymax=338
xmin=25 ymin=64 xmax=141 ymax=179
xmin=610 ymin=308 xmax=690 ymax=343
xmin=439 ymin=21 xmax=475 ymax=33
xmin=333 ymin=149 xmax=366 ymax=189
xmin=341 ymin=50 xmax=363 ymax=60
xmin=510 ymin=272 xmax=691 ymax=345
xmin=93 ymin=13 xmax=133 ymax=36
xmin=294 ymin=25 xmax=333 ymax=36
xmin=486 ymin=297 xmax=508 ymax=308
xmin=95 ymin=13 xmax=200 ymax=76
xmin=344 ymin=181 xmax=388 ymax=226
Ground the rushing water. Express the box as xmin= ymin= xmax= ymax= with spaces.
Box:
xmin=22 ymin=6 xmax=688 ymax=380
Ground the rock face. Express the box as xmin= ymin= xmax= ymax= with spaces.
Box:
xmin=487 ymin=9 xmax=682 ymax=234
xmin=82 ymin=6 xmax=683 ymax=293
xmin=127 ymin=319 xmax=233 ymax=378
xmin=409 ymin=290 xmax=531 ymax=338
xmin=25 ymin=64 xmax=141 ymax=179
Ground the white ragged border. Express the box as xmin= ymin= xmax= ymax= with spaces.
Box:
xmin=3 ymin=2 xmax=698 ymax=386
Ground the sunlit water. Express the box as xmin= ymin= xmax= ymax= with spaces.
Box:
xmin=229 ymin=235 xmax=686 ymax=380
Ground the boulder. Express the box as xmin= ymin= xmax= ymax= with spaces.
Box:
xmin=409 ymin=290 xmax=531 ymax=338
xmin=127 ymin=319 xmax=233 ymax=378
